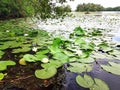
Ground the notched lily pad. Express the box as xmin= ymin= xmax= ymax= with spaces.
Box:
xmin=0 ymin=60 xmax=16 ymax=71
xmin=101 ymin=62 xmax=120 ymax=75
xmin=35 ymin=67 xmax=57 ymax=79
xmin=23 ymin=54 xmax=38 ymax=62
xmin=67 ymin=62 xmax=92 ymax=73
xmin=76 ymin=74 xmax=94 ymax=88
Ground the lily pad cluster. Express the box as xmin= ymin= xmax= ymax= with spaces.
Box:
xmin=76 ymin=74 xmax=109 ymax=90
xmin=0 ymin=60 xmax=16 ymax=80
xmin=0 ymin=24 xmax=120 ymax=89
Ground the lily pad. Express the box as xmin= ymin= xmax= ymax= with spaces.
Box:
xmin=23 ymin=54 xmax=38 ymax=62
xmin=76 ymin=74 xmax=94 ymax=88
xmin=76 ymin=75 xmax=109 ymax=90
xmin=0 ymin=51 xmax=4 ymax=59
xmin=73 ymin=26 xmax=86 ymax=36
xmin=67 ymin=62 xmax=92 ymax=73
xmin=90 ymin=78 xmax=109 ymax=90
xmin=0 ymin=73 xmax=4 ymax=80
xmin=48 ymin=45 xmax=61 ymax=54
xmin=12 ymin=47 xmax=31 ymax=53
xmin=35 ymin=67 xmax=57 ymax=79
xmin=0 ymin=61 xmax=16 ymax=71
xmin=101 ymin=62 xmax=120 ymax=75
xmin=77 ymin=57 xmax=95 ymax=63
xmin=41 ymin=60 xmax=62 ymax=69
xmin=53 ymin=52 xmax=69 ymax=63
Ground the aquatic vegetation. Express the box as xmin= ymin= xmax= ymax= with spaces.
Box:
xmin=76 ymin=74 xmax=109 ymax=90
xmin=35 ymin=67 xmax=57 ymax=79
xmin=101 ymin=62 xmax=120 ymax=75
xmin=0 ymin=19 xmax=120 ymax=90
xmin=0 ymin=61 xmax=16 ymax=71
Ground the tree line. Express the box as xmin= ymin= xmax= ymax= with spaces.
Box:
xmin=76 ymin=3 xmax=120 ymax=12
xmin=0 ymin=0 xmax=120 ymax=20
xmin=0 ymin=0 xmax=72 ymax=20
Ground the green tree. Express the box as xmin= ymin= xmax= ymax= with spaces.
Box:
xmin=76 ymin=3 xmax=104 ymax=12
xmin=54 ymin=5 xmax=71 ymax=16
xmin=0 ymin=0 xmax=73 ymax=19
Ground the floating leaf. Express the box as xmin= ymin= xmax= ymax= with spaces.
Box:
xmin=91 ymin=52 xmax=107 ymax=59
xmin=23 ymin=54 xmax=38 ymax=62
xmin=12 ymin=47 xmax=31 ymax=53
xmin=109 ymin=50 xmax=120 ymax=56
xmin=0 ymin=61 xmax=16 ymax=71
xmin=90 ymin=78 xmax=109 ymax=90
xmin=76 ymin=74 xmax=94 ymax=88
xmin=48 ymin=46 xmax=61 ymax=54
xmin=63 ymin=50 xmax=75 ymax=57
xmin=73 ymin=26 xmax=86 ymax=36
xmin=101 ymin=62 xmax=120 ymax=75
xmin=67 ymin=63 xmax=92 ymax=73
xmin=36 ymin=49 xmax=49 ymax=55
xmin=0 ymin=73 xmax=4 ymax=80
xmin=41 ymin=60 xmax=62 ymax=69
xmin=0 ymin=51 xmax=4 ymax=59
xmin=77 ymin=57 xmax=95 ymax=63
xmin=53 ymin=52 xmax=69 ymax=63
xmin=35 ymin=67 xmax=57 ymax=79
xmin=76 ymin=75 xmax=109 ymax=90
xmin=75 ymin=38 xmax=86 ymax=45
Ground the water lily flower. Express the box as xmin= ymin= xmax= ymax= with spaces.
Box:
xmin=24 ymin=33 xmax=28 ymax=36
xmin=41 ymin=58 xmax=49 ymax=63
xmin=32 ymin=47 xmax=37 ymax=52
xmin=6 ymin=30 xmax=9 ymax=32
xmin=76 ymin=50 xmax=83 ymax=56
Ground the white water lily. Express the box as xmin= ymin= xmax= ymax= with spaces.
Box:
xmin=76 ymin=50 xmax=83 ymax=56
xmin=41 ymin=58 xmax=49 ymax=63
xmin=32 ymin=47 xmax=37 ymax=52
xmin=24 ymin=33 xmax=28 ymax=36
xmin=6 ymin=30 xmax=9 ymax=32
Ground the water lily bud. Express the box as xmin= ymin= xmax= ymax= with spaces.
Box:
xmin=32 ymin=47 xmax=37 ymax=52
xmin=41 ymin=58 xmax=49 ymax=63
xmin=76 ymin=50 xmax=83 ymax=56
xmin=24 ymin=34 xmax=28 ymax=36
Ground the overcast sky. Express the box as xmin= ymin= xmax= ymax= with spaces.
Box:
xmin=65 ymin=0 xmax=120 ymax=10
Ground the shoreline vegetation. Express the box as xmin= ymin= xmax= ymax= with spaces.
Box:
xmin=0 ymin=0 xmax=120 ymax=20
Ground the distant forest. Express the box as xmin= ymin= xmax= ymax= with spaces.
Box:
xmin=76 ymin=3 xmax=120 ymax=12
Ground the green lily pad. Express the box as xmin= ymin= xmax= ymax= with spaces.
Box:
xmin=77 ymin=57 xmax=95 ymax=63
xmin=35 ymin=67 xmax=57 ymax=79
xmin=63 ymin=50 xmax=75 ymax=57
xmin=0 ymin=60 xmax=16 ymax=71
xmin=0 ymin=51 xmax=4 ymax=59
xmin=76 ymin=74 xmax=94 ymax=88
xmin=48 ymin=45 xmax=61 ymax=54
xmin=0 ymin=73 xmax=4 ymax=80
xmin=67 ymin=63 xmax=92 ymax=73
xmin=73 ymin=26 xmax=86 ymax=36
xmin=41 ymin=60 xmax=62 ymax=69
xmin=23 ymin=54 xmax=38 ymax=62
xmin=90 ymin=78 xmax=109 ymax=90
xmin=101 ymin=62 xmax=120 ymax=75
xmin=53 ymin=52 xmax=69 ymax=63
xmin=36 ymin=49 xmax=49 ymax=55
xmin=12 ymin=47 xmax=31 ymax=53
xmin=76 ymin=75 xmax=109 ymax=90
xmin=109 ymin=50 xmax=120 ymax=56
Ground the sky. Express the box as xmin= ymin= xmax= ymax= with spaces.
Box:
xmin=65 ymin=0 xmax=120 ymax=10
